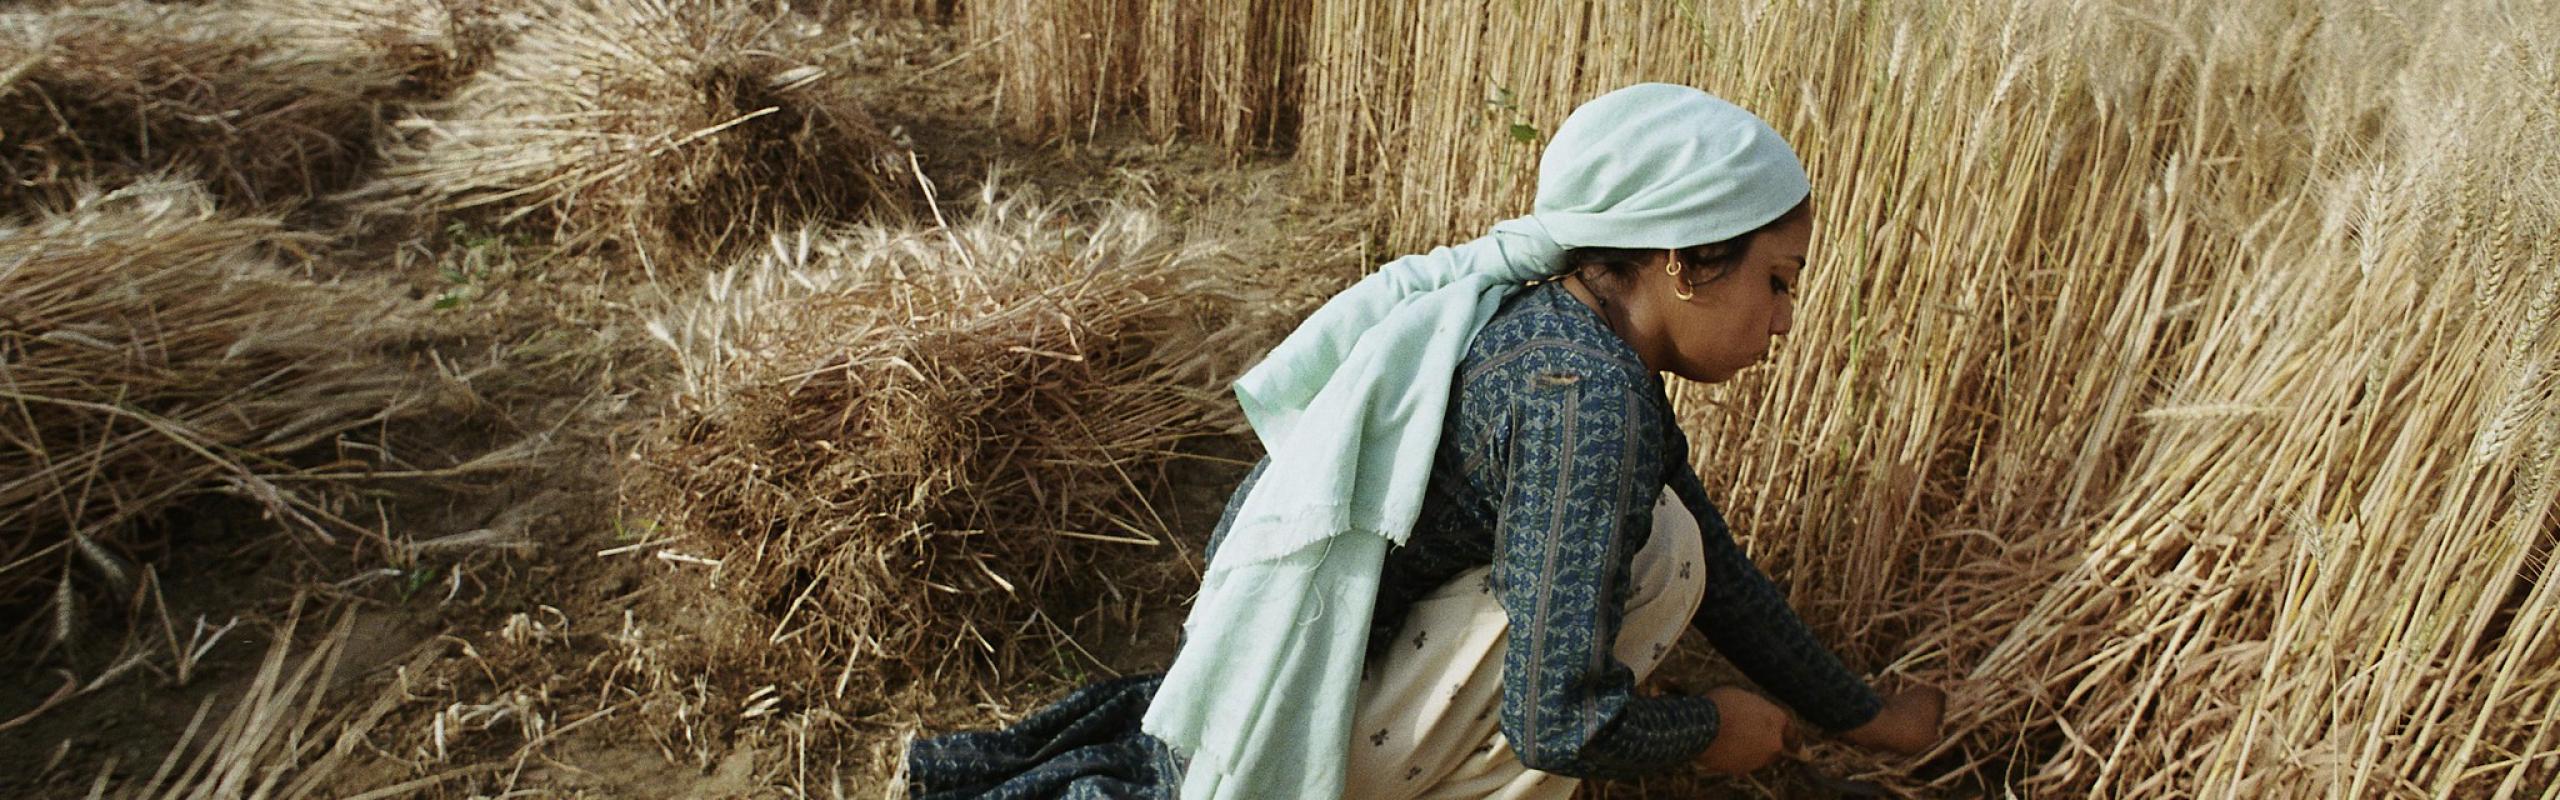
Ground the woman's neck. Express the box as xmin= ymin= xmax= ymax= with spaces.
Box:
xmin=1558 ymin=274 xmax=1663 ymax=374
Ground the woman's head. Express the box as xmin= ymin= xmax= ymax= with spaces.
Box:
xmin=1561 ymin=199 xmax=1811 ymax=384
xmin=1532 ymin=83 xmax=1814 ymax=384
xmin=1531 ymin=84 xmax=1809 ymax=252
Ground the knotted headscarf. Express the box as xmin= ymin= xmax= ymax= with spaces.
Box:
xmin=1143 ymin=83 xmax=1810 ymax=799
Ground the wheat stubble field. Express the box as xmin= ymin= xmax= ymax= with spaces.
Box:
xmin=0 ymin=0 xmax=2552 ymax=797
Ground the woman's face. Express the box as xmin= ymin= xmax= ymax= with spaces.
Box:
xmin=1637 ymin=212 xmax=1811 ymax=383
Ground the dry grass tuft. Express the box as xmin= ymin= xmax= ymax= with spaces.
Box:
xmin=0 ymin=179 xmax=436 ymax=649
xmin=361 ymin=0 xmax=915 ymax=262
xmin=628 ymin=189 xmax=1259 ymax=701
xmin=0 ymin=1 xmax=460 ymax=211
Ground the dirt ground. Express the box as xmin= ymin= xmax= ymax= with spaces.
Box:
xmin=0 ymin=12 xmax=1861 ymax=800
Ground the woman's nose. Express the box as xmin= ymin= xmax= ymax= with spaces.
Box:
xmin=1770 ymin=298 xmax=1794 ymax=337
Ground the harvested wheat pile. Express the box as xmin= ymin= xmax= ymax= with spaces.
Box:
xmin=0 ymin=1 xmax=434 ymax=210
xmin=630 ymin=191 xmax=1258 ymax=698
xmin=232 ymin=0 xmax=500 ymax=99
xmin=363 ymin=0 xmax=913 ymax=261
xmin=0 ymin=180 xmax=432 ymax=648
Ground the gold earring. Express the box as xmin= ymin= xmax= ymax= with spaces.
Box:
xmin=1666 ymin=258 xmax=1694 ymax=300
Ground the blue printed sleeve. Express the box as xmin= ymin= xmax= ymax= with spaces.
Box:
xmin=1665 ymin=446 xmax=1884 ymax=733
xmin=1482 ymin=349 xmax=1721 ymax=779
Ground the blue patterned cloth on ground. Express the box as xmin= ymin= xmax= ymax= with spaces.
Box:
xmin=906 ymin=674 xmax=1181 ymax=800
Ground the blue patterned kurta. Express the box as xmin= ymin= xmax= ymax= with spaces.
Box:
xmin=909 ymin=281 xmax=1881 ymax=795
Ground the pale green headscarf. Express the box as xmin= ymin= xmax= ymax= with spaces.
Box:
xmin=1142 ymin=83 xmax=1812 ymax=799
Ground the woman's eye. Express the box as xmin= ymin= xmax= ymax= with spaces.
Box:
xmin=1770 ymin=276 xmax=1792 ymax=295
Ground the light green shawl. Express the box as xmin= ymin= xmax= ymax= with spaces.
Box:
xmin=1141 ymin=83 xmax=1813 ymax=799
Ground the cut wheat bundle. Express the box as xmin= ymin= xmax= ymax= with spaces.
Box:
xmin=0 ymin=1 xmax=450 ymax=211
xmin=630 ymin=189 xmax=1262 ymax=700
xmin=0 ymin=180 xmax=434 ymax=649
xmin=230 ymin=0 xmax=499 ymax=99
xmin=360 ymin=0 xmax=914 ymax=262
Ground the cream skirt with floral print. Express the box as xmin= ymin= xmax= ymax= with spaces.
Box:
xmin=1342 ymin=487 xmax=1708 ymax=799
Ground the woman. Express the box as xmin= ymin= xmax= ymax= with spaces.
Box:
xmin=910 ymin=84 xmax=1944 ymax=799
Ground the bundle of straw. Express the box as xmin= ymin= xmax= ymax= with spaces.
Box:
xmin=0 ymin=1 xmax=423 ymax=210
xmin=230 ymin=0 xmax=499 ymax=99
xmin=0 ymin=180 xmax=429 ymax=648
xmin=362 ymin=0 xmax=913 ymax=260
xmin=631 ymin=192 xmax=1258 ymax=696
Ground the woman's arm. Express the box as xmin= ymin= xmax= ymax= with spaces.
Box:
xmin=1482 ymin=354 xmax=1722 ymax=779
xmin=1664 ymin=465 xmax=1886 ymax=733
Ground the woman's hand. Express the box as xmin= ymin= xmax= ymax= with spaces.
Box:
xmin=1838 ymin=686 xmax=1946 ymax=755
xmin=1697 ymin=686 xmax=1791 ymax=775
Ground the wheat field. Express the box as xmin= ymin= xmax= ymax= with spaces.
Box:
xmin=982 ymin=0 xmax=2560 ymax=795
xmin=3 ymin=0 xmax=2551 ymax=797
